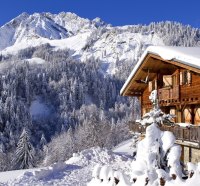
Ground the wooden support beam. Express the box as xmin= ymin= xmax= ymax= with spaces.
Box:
xmin=135 ymin=79 xmax=153 ymax=84
xmin=191 ymin=105 xmax=195 ymax=124
xmin=189 ymin=147 xmax=192 ymax=162
xmin=180 ymin=145 xmax=184 ymax=162
xmin=142 ymin=68 xmax=157 ymax=73
xmin=176 ymin=105 xmax=182 ymax=123
xmin=129 ymin=93 xmax=142 ymax=96
xmin=135 ymin=80 xmax=148 ymax=84
xmin=142 ymin=67 xmax=175 ymax=75
xmin=141 ymin=96 xmax=143 ymax=118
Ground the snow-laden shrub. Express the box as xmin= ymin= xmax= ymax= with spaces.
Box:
xmin=88 ymin=165 xmax=131 ymax=186
xmin=88 ymin=90 xmax=185 ymax=186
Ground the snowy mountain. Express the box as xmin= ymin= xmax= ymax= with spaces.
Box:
xmin=0 ymin=12 xmax=106 ymax=50
xmin=1 ymin=12 xmax=199 ymax=75
xmin=0 ymin=13 xmax=68 ymax=50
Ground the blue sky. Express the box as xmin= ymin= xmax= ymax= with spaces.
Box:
xmin=1 ymin=0 xmax=200 ymax=27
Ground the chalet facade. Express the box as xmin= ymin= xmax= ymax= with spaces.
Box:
xmin=120 ymin=46 xmax=200 ymax=162
xmin=121 ymin=46 xmax=200 ymax=125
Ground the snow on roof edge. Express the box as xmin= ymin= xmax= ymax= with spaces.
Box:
xmin=120 ymin=46 xmax=200 ymax=95
xmin=120 ymin=49 xmax=149 ymax=95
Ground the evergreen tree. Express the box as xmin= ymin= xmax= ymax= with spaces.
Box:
xmin=12 ymin=128 xmax=35 ymax=169
xmin=40 ymin=133 xmax=47 ymax=149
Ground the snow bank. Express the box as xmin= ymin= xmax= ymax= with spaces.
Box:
xmin=1 ymin=137 xmax=200 ymax=186
xmin=0 ymin=168 xmax=40 ymax=184
xmin=113 ymin=138 xmax=136 ymax=156
xmin=1 ymin=147 xmax=131 ymax=185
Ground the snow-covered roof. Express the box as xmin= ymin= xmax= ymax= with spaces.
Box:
xmin=120 ymin=46 xmax=200 ymax=95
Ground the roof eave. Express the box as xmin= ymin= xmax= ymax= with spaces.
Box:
xmin=120 ymin=51 xmax=150 ymax=96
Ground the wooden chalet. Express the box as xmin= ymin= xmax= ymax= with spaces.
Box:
xmin=120 ymin=46 xmax=200 ymax=162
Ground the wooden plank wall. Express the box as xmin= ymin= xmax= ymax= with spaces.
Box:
xmin=142 ymin=85 xmax=151 ymax=108
xmin=180 ymin=72 xmax=200 ymax=101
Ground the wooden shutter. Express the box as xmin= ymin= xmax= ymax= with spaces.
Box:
xmin=154 ymin=80 xmax=157 ymax=90
xmin=180 ymin=72 xmax=183 ymax=85
xmin=148 ymin=81 xmax=152 ymax=92
xmin=187 ymin=71 xmax=191 ymax=84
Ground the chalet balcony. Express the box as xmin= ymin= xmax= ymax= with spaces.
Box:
xmin=129 ymin=121 xmax=200 ymax=148
xmin=158 ymin=85 xmax=179 ymax=101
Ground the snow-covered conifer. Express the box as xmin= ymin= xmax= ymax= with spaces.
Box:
xmin=13 ymin=128 xmax=35 ymax=169
xmin=40 ymin=133 xmax=47 ymax=148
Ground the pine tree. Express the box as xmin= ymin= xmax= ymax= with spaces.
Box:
xmin=13 ymin=128 xmax=35 ymax=169
xmin=40 ymin=133 xmax=47 ymax=149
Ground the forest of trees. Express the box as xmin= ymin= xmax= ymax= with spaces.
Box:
xmin=0 ymin=21 xmax=199 ymax=171
xmin=0 ymin=44 xmax=138 ymax=170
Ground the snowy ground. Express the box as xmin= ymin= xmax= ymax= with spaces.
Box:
xmin=1 ymin=138 xmax=200 ymax=186
xmin=113 ymin=139 xmax=134 ymax=157
xmin=0 ymin=139 xmax=133 ymax=186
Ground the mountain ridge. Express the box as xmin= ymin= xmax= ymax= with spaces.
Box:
xmin=0 ymin=12 xmax=107 ymax=50
xmin=1 ymin=12 xmax=200 ymax=76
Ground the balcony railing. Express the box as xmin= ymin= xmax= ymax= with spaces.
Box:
xmin=158 ymin=85 xmax=179 ymax=101
xmin=129 ymin=121 xmax=200 ymax=148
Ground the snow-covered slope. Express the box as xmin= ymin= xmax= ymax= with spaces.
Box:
xmin=2 ymin=138 xmax=200 ymax=186
xmin=2 ymin=31 xmax=91 ymax=56
xmin=0 ymin=144 xmax=133 ymax=186
xmin=80 ymin=31 xmax=164 ymax=74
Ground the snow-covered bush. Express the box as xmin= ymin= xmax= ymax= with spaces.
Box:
xmin=88 ymin=165 xmax=131 ymax=186
xmin=129 ymin=91 xmax=183 ymax=185
xmin=88 ymin=90 xmax=185 ymax=186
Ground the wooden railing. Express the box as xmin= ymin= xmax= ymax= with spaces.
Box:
xmin=129 ymin=121 xmax=200 ymax=148
xmin=158 ymin=85 xmax=179 ymax=101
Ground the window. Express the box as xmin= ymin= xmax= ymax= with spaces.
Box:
xmin=180 ymin=70 xmax=191 ymax=85
xmin=148 ymin=81 xmax=152 ymax=92
xmin=163 ymin=75 xmax=172 ymax=87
